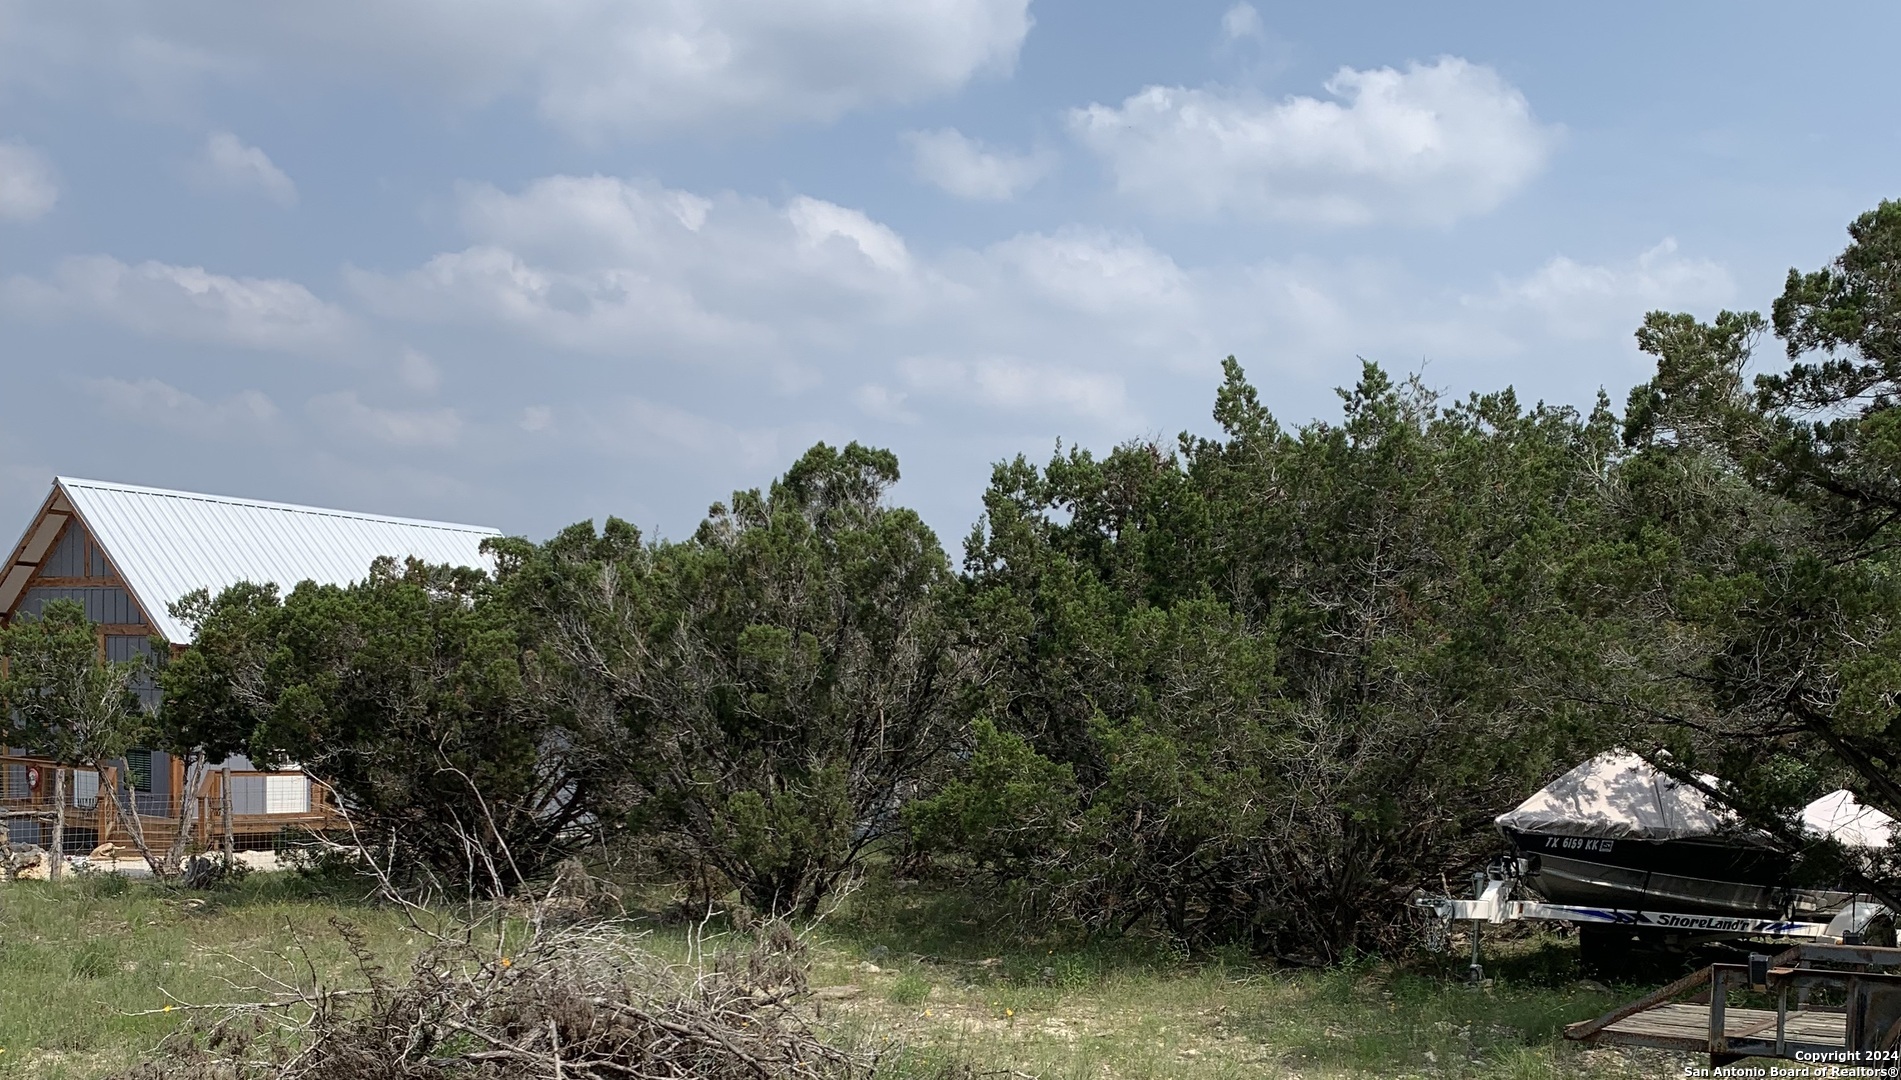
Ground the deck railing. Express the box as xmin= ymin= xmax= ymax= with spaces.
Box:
xmin=0 ymin=753 xmax=344 ymax=854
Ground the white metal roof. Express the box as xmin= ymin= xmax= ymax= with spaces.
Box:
xmin=45 ymin=477 xmax=501 ymax=643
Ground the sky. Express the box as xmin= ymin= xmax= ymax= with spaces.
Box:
xmin=1 ymin=1 xmax=1896 ymax=551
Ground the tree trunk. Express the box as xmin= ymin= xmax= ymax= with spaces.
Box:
xmin=49 ymin=767 xmax=64 ymax=882
xmin=0 ymin=815 xmax=15 ymax=884
xmin=93 ymin=763 xmax=171 ymax=880
xmin=221 ymin=771 xmax=235 ymax=860
xmin=164 ymin=755 xmax=206 ymax=873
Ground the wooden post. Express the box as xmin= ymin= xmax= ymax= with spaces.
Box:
xmin=49 ymin=767 xmax=64 ymax=882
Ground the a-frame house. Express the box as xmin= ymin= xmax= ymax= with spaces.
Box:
xmin=1 ymin=477 xmax=501 ymax=856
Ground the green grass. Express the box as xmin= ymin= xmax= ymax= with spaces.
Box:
xmin=0 ymin=873 xmax=422 ymax=1079
xmin=798 ymin=873 xmax=1676 ymax=1079
xmin=0 ymin=868 xmax=1690 ymax=1079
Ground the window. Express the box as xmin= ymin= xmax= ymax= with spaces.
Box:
xmin=123 ymin=749 xmax=152 ymax=793
xmin=264 ymin=775 xmax=310 ymax=815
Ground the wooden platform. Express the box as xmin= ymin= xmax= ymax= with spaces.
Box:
xmin=1570 ymin=944 xmax=1901 ymax=1064
xmin=1597 ymin=1002 xmax=1846 ymax=1053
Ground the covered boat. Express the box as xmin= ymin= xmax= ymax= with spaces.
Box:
xmin=1496 ymin=753 xmax=1893 ymax=919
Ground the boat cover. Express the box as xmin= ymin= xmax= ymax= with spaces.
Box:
xmin=1495 ymin=751 xmax=1736 ymax=841
xmin=1802 ymin=789 xmax=1895 ymax=850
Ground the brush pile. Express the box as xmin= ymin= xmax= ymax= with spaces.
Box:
xmin=116 ymin=910 xmax=867 ymax=1080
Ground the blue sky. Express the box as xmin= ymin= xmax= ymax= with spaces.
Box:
xmin=1 ymin=1 xmax=1896 ymax=549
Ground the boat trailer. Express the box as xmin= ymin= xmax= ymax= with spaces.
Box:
xmin=1567 ymin=942 xmax=1901 ymax=1068
xmin=1416 ymin=863 xmax=1890 ymax=981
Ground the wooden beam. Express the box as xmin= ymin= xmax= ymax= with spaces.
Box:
xmin=26 ymin=576 xmax=125 ymax=589
xmin=1567 ymin=964 xmax=1716 ymax=1041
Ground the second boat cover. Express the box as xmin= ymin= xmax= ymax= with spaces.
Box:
xmin=1495 ymin=751 xmax=1739 ymax=841
xmin=1802 ymin=789 xmax=1895 ymax=850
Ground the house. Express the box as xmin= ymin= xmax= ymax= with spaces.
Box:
xmin=0 ymin=476 xmax=501 ymax=854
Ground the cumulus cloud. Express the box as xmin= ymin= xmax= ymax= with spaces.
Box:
xmin=0 ymin=140 xmax=58 ymax=221
xmin=1069 ymin=57 xmax=1558 ymax=225
xmin=1469 ymin=238 xmax=1735 ymax=341
xmin=904 ymin=128 xmax=1051 ymax=201
xmin=2 ymin=255 xmax=354 ymax=353
xmin=307 ymin=391 xmax=463 ymax=447
xmin=84 ymin=377 xmax=279 ymax=434
xmin=191 ymin=131 xmax=297 ymax=205
xmin=332 ymin=170 xmax=1737 ymax=517
xmin=348 ymin=176 xmax=931 ymax=387
xmin=0 ymin=1 xmax=1032 ymax=139
xmin=348 ymin=174 xmax=1225 ymax=418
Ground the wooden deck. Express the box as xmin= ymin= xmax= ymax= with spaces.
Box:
xmin=1596 ymin=1002 xmax=1847 ymax=1053
xmin=3 ymin=753 xmax=345 ymax=855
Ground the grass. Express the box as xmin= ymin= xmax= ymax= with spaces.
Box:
xmin=800 ymin=874 xmax=1671 ymax=1080
xmin=0 ymin=871 xmax=422 ymax=1079
xmin=0 ymin=866 xmax=1693 ymax=1079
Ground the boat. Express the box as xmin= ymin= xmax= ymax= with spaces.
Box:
xmin=1495 ymin=752 xmax=1891 ymax=920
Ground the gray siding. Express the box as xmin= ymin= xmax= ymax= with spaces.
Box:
xmin=16 ymin=586 xmax=142 ymax=626
xmin=105 ymin=634 xmax=161 ymax=709
xmin=103 ymin=634 xmax=155 ymax=664
xmin=41 ymin=522 xmax=88 ymax=577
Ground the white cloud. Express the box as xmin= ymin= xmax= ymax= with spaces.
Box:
xmin=348 ymin=176 xmax=936 ymax=388
xmin=192 ymin=131 xmax=297 ymax=205
xmin=1069 ymin=57 xmax=1558 ymax=225
xmin=349 ymin=175 xmax=1220 ymax=419
xmin=83 ymin=377 xmax=279 ymax=434
xmin=307 ymin=391 xmax=463 ymax=447
xmin=0 ymin=1 xmax=1033 ymax=140
xmin=1220 ymin=3 xmax=1264 ymax=42
xmin=984 ymin=228 xmax=1195 ymax=318
xmin=344 ymin=171 xmax=1738 ymax=473
xmin=786 ymin=196 xmax=912 ymax=274
xmin=0 ymin=140 xmax=58 ymax=221
xmin=1470 ymin=238 xmax=1735 ymax=341
xmin=904 ymin=128 xmax=1051 ymax=201
xmin=2 ymin=255 xmax=354 ymax=353
xmin=900 ymin=356 xmax=1132 ymax=423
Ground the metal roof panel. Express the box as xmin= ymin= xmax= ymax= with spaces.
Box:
xmin=52 ymin=477 xmax=502 ymax=643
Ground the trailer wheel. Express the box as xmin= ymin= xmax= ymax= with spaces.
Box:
xmin=1578 ymin=925 xmax=1637 ymax=980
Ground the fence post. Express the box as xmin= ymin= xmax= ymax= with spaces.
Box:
xmin=49 ymin=767 xmax=64 ymax=882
